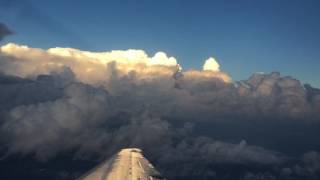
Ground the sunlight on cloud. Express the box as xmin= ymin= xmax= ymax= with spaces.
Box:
xmin=150 ymin=52 xmax=177 ymax=66
xmin=1 ymin=42 xmax=320 ymax=180
xmin=203 ymin=57 xmax=220 ymax=71
xmin=0 ymin=43 xmax=231 ymax=85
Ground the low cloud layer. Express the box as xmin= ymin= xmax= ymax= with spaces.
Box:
xmin=0 ymin=43 xmax=320 ymax=179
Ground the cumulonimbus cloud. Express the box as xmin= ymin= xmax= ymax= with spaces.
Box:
xmin=0 ymin=43 xmax=231 ymax=85
xmin=0 ymin=43 xmax=320 ymax=179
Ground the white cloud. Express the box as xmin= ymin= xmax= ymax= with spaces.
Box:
xmin=203 ymin=57 xmax=220 ymax=71
xmin=0 ymin=43 xmax=231 ymax=84
xmin=1 ymin=43 xmax=320 ymax=179
xmin=150 ymin=52 xmax=177 ymax=66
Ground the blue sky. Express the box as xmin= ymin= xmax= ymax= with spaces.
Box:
xmin=1 ymin=0 xmax=320 ymax=87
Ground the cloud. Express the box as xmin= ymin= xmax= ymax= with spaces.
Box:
xmin=0 ymin=43 xmax=231 ymax=85
xmin=203 ymin=57 xmax=220 ymax=71
xmin=150 ymin=52 xmax=178 ymax=66
xmin=0 ymin=43 xmax=320 ymax=179
xmin=0 ymin=23 xmax=13 ymax=41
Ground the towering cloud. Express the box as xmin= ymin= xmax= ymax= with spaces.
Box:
xmin=0 ymin=43 xmax=231 ymax=85
xmin=0 ymin=43 xmax=320 ymax=179
xmin=203 ymin=57 xmax=220 ymax=71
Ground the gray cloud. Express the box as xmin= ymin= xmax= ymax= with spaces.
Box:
xmin=0 ymin=44 xmax=320 ymax=179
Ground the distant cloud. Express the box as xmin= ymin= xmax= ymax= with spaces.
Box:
xmin=203 ymin=57 xmax=220 ymax=71
xmin=0 ymin=43 xmax=320 ymax=179
xmin=0 ymin=43 xmax=231 ymax=84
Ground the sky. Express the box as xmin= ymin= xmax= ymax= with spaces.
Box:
xmin=0 ymin=0 xmax=320 ymax=87
xmin=1 ymin=1 xmax=320 ymax=179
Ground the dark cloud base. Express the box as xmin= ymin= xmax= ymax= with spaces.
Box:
xmin=194 ymin=120 xmax=320 ymax=156
xmin=0 ymin=151 xmax=96 ymax=180
xmin=0 ymin=53 xmax=320 ymax=179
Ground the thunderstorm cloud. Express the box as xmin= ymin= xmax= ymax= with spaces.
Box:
xmin=0 ymin=43 xmax=320 ymax=179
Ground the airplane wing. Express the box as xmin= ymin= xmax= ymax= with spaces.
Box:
xmin=77 ymin=148 xmax=165 ymax=180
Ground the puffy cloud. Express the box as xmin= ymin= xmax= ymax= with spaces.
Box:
xmin=0 ymin=43 xmax=231 ymax=85
xmin=1 ymin=82 xmax=110 ymax=160
xmin=203 ymin=57 xmax=220 ymax=71
xmin=0 ymin=43 xmax=320 ymax=179
xmin=150 ymin=51 xmax=178 ymax=66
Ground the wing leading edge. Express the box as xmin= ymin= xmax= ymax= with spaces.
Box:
xmin=77 ymin=148 xmax=165 ymax=180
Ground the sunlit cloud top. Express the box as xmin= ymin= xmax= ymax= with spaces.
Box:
xmin=203 ymin=57 xmax=220 ymax=71
xmin=0 ymin=43 xmax=231 ymax=85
